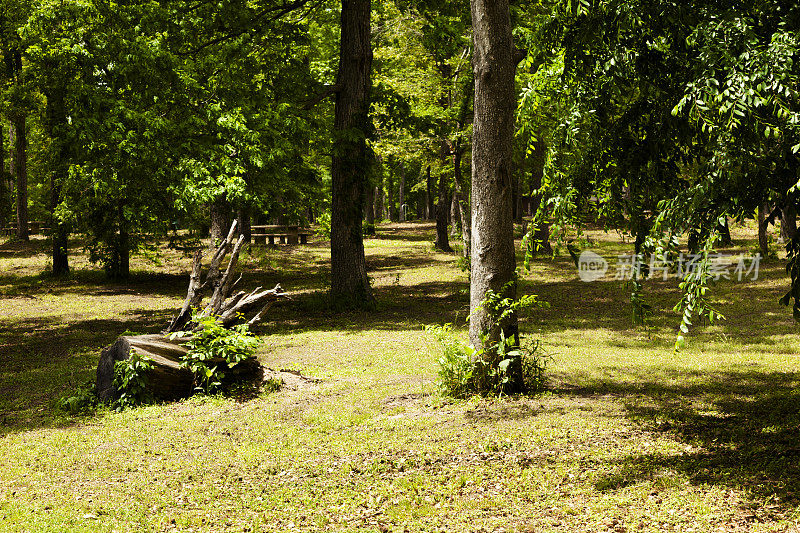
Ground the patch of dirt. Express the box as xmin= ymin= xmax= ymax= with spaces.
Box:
xmin=263 ymin=368 xmax=321 ymax=391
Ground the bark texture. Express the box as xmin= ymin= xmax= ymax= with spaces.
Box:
xmin=210 ymin=197 xmax=232 ymax=244
xmin=469 ymin=0 xmax=518 ymax=350
xmin=330 ymin=0 xmax=374 ymax=306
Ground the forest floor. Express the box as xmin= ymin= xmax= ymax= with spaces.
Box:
xmin=1 ymin=222 xmax=800 ymax=532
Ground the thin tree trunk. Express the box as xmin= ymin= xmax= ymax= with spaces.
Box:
xmin=450 ymin=190 xmax=459 ymax=236
xmin=435 ymin=168 xmax=452 ymax=252
xmin=469 ymin=0 xmax=518 ymax=354
xmin=0 ymin=118 xmax=7 ymax=228
xmin=365 ymin=181 xmax=375 ymax=226
xmin=758 ymin=203 xmax=769 ymax=256
xmin=529 ymin=137 xmax=551 ymax=255
xmin=398 ymin=163 xmax=406 ymax=222
xmin=386 ymin=171 xmax=396 ymax=222
xmin=374 ymin=185 xmax=383 ymax=222
xmin=12 ymin=115 xmax=28 ymax=241
xmin=330 ymin=0 xmax=374 ymax=307
xmin=118 ymin=201 xmax=130 ymax=279
xmin=426 ymin=165 xmax=434 ymax=219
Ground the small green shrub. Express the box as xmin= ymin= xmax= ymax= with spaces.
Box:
xmin=58 ymin=381 xmax=98 ymax=414
xmin=171 ymin=314 xmax=261 ymax=393
xmin=113 ymin=348 xmax=154 ymax=411
xmin=426 ymin=324 xmax=477 ymax=399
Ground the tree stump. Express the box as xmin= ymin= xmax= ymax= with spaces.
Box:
xmin=95 ymin=220 xmax=286 ymax=403
xmin=96 ymin=334 xmax=264 ymax=402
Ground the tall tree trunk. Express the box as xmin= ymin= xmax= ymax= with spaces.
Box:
xmin=782 ymin=202 xmax=797 ymax=242
xmin=758 ymin=203 xmax=769 ymax=256
xmin=117 ymin=201 xmax=130 ymax=279
xmin=434 ymin=169 xmax=452 ymax=252
xmin=425 ymin=165 xmax=434 ymax=219
xmin=44 ymin=81 xmax=69 ymax=276
xmin=469 ymin=0 xmax=518 ymax=354
xmin=0 ymin=118 xmax=7 ymax=228
xmin=386 ymin=171 xmax=396 ymax=222
xmin=450 ymin=190 xmax=459 ymax=236
xmin=398 ymin=162 xmax=406 ymax=222
xmin=365 ymin=181 xmax=375 ymax=226
xmin=330 ymin=0 xmax=374 ymax=306
xmin=529 ymin=137 xmax=551 ymax=255
xmin=374 ymin=185 xmax=383 ymax=222
xmin=209 ymin=197 xmax=231 ymax=243
xmin=12 ymin=115 xmax=28 ymax=241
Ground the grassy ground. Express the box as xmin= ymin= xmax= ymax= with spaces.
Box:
xmin=1 ymin=222 xmax=799 ymax=532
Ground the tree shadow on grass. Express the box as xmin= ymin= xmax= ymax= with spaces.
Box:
xmin=0 ymin=308 xmax=172 ymax=437
xmin=0 ymin=238 xmax=50 ymax=260
xmin=560 ymin=368 xmax=800 ymax=518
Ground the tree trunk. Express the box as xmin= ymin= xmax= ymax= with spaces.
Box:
xmin=469 ymin=0 xmax=518 ymax=355
xmin=782 ymin=203 xmax=797 ymax=242
xmin=426 ymin=165 xmax=434 ymax=219
xmin=238 ymin=207 xmax=252 ymax=243
xmin=210 ymin=197 xmax=231 ymax=243
xmin=529 ymin=137 xmax=551 ymax=255
xmin=330 ymin=0 xmax=374 ymax=307
xmin=365 ymin=181 xmax=375 ymax=225
xmin=450 ymin=190 xmax=459 ymax=236
xmin=398 ymin=163 xmax=406 ymax=222
xmin=386 ymin=170 xmax=396 ymax=222
xmin=12 ymin=115 xmax=28 ymax=241
xmin=374 ymin=185 xmax=383 ymax=222
xmin=435 ymin=168 xmax=452 ymax=252
xmin=0 ymin=119 xmax=9 ymax=228
xmin=44 ymin=81 xmax=69 ymax=276
xmin=758 ymin=203 xmax=769 ymax=256
xmin=718 ymin=217 xmax=732 ymax=246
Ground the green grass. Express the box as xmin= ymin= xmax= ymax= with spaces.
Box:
xmin=1 ymin=221 xmax=799 ymax=531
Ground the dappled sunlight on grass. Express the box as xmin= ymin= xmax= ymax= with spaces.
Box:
xmin=1 ymin=221 xmax=800 ymax=531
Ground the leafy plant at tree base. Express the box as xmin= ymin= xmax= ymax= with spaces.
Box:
xmin=112 ymin=348 xmax=154 ymax=411
xmin=430 ymin=280 xmax=550 ymax=398
xmin=170 ymin=314 xmax=261 ymax=394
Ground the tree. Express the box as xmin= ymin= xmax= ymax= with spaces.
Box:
xmin=469 ymin=0 xmax=518 ymax=357
xmin=330 ymin=0 xmax=374 ymax=306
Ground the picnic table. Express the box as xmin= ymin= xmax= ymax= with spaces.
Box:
xmin=250 ymin=225 xmax=313 ymax=245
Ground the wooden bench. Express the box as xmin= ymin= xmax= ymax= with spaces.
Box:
xmin=250 ymin=225 xmax=313 ymax=246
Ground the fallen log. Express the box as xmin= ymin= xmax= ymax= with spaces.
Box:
xmin=95 ymin=221 xmax=287 ymax=404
